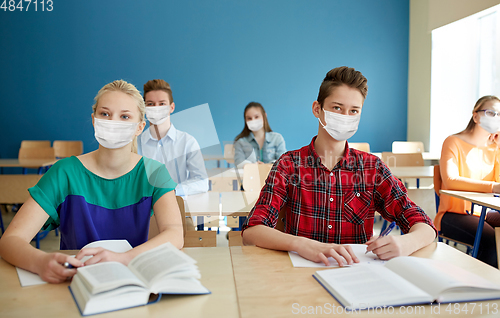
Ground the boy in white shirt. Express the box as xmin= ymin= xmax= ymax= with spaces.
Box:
xmin=138 ymin=79 xmax=209 ymax=196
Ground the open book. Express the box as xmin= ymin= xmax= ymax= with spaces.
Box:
xmin=69 ymin=242 xmax=210 ymax=316
xmin=313 ymin=256 xmax=500 ymax=310
xmin=16 ymin=239 xmax=133 ymax=287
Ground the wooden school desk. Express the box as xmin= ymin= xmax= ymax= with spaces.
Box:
xmin=439 ymin=190 xmax=500 ymax=259
xmin=221 ymin=191 xmax=259 ymax=229
xmin=0 ymin=159 xmax=57 ymax=169
xmin=0 ymin=247 xmax=238 ymax=318
xmin=183 ymin=192 xmax=221 ymax=230
xmin=230 ymin=242 xmax=500 ymax=318
xmin=389 ymin=166 xmax=434 ymax=179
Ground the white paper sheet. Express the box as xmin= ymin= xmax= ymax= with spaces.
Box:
xmin=16 ymin=239 xmax=133 ymax=287
xmin=288 ymin=244 xmax=387 ymax=268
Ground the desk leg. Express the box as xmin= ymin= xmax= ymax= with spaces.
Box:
xmin=197 ymin=216 xmax=204 ymax=231
xmin=472 ymin=205 xmax=488 ymax=258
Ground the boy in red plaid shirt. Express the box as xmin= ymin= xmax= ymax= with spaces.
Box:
xmin=242 ymin=66 xmax=437 ymax=266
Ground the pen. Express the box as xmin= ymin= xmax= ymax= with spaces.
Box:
xmin=365 ymin=221 xmax=396 ymax=254
xmin=63 ymin=262 xmax=74 ymax=269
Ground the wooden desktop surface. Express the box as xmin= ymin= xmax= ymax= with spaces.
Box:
xmin=183 ymin=192 xmax=221 ymax=216
xmin=0 ymin=247 xmax=239 ymax=318
xmin=440 ymin=190 xmax=500 ymax=211
xmin=389 ymin=166 xmax=434 ymax=179
xmin=230 ymin=243 xmax=500 ymax=318
xmin=0 ymin=159 xmax=57 ymax=168
xmin=221 ymin=191 xmax=259 ymax=216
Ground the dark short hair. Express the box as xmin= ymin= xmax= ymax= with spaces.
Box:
xmin=317 ymin=66 xmax=368 ymax=107
xmin=143 ymin=79 xmax=174 ymax=103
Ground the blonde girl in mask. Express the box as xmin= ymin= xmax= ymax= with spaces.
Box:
xmin=435 ymin=95 xmax=500 ymax=267
xmin=233 ymin=102 xmax=286 ymax=168
xmin=0 ymin=80 xmax=183 ymax=283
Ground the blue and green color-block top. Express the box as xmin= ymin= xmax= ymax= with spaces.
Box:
xmin=28 ymin=156 xmax=176 ymax=250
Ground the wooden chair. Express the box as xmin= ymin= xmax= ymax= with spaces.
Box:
xmin=18 ymin=147 xmax=56 ymax=174
xmin=0 ymin=174 xmax=48 ymax=247
xmin=392 ymin=141 xmax=424 ymax=154
xmin=229 ymin=206 xmax=286 ymax=246
xmin=349 ymin=142 xmax=370 ymax=152
xmin=242 ymin=163 xmax=273 ymax=192
xmin=433 ymin=165 xmax=473 ymax=255
xmin=381 ymin=152 xmax=424 ymax=167
xmin=224 ymin=143 xmax=235 ymax=167
xmin=148 ymin=196 xmax=216 ymax=247
xmin=53 ymin=140 xmax=83 ymax=158
xmin=20 ymin=140 xmax=51 ymax=148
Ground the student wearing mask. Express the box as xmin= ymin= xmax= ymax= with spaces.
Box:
xmin=138 ymin=79 xmax=208 ymax=197
xmin=242 ymin=67 xmax=437 ymax=266
xmin=233 ymin=102 xmax=286 ymax=168
xmin=435 ymin=95 xmax=500 ymax=267
xmin=0 ymin=80 xmax=183 ymax=283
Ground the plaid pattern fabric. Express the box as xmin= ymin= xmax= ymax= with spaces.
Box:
xmin=242 ymin=137 xmax=436 ymax=244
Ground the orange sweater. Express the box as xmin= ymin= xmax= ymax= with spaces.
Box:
xmin=435 ymin=135 xmax=500 ymax=230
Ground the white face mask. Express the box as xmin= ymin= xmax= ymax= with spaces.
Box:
xmin=145 ymin=105 xmax=171 ymax=125
xmin=318 ymin=110 xmax=360 ymax=141
xmin=247 ymin=118 xmax=264 ymax=132
xmin=479 ymin=115 xmax=500 ymax=134
xmin=94 ymin=118 xmax=139 ymax=149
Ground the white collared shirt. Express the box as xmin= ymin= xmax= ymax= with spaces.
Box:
xmin=138 ymin=124 xmax=209 ymax=196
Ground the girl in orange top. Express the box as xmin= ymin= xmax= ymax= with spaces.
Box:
xmin=436 ymin=95 xmax=500 ymax=267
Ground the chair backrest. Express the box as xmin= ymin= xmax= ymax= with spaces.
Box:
xmin=349 ymin=142 xmax=370 ymax=152
xmin=275 ymin=206 xmax=287 ymax=232
xmin=148 ymin=196 xmax=216 ymax=247
xmin=224 ymin=144 xmax=235 ymax=164
xmin=381 ymin=152 xmax=424 ymax=167
xmin=433 ymin=165 xmax=441 ymax=212
xmin=20 ymin=140 xmax=51 ymax=148
xmin=392 ymin=141 xmax=424 ymax=154
xmin=149 ymin=196 xmax=187 ymax=240
xmin=0 ymin=174 xmax=42 ymax=203
xmin=53 ymin=140 xmax=83 ymax=158
xmin=18 ymin=147 xmax=55 ymax=160
xmin=243 ymin=163 xmax=273 ymax=192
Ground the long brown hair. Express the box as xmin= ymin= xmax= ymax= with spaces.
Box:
xmin=234 ymin=102 xmax=272 ymax=142
xmin=460 ymin=95 xmax=500 ymax=134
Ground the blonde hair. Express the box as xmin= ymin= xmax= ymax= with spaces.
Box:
xmin=461 ymin=95 xmax=500 ymax=134
xmin=92 ymin=80 xmax=146 ymax=153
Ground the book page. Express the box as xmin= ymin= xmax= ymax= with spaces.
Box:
xmin=314 ymin=265 xmax=432 ymax=309
xmin=77 ymin=262 xmax=146 ymax=295
xmin=129 ymin=242 xmax=197 ymax=286
xmin=289 ymin=244 xmax=386 ymax=267
xmin=385 ymin=257 xmax=500 ymax=302
xmin=80 ymin=240 xmax=133 ymax=263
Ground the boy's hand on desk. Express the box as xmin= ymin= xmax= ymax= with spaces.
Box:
xmin=365 ymin=235 xmax=408 ymax=260
xmin=293 ymin=237 xmax=359 ymax=266
xmin=37 ymin=252 xmax=82 ymax=283
xmin=76 ymin=247 xmax=133 ymax=266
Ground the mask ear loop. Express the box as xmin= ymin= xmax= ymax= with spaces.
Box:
xmin=318 ymin=117 xmax=327 ymax=129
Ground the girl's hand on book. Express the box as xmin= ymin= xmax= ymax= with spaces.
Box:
xmin=37 ymin=252 xmax=82 ymax=283
xmin=76 ymin=247 xmax=134 ymax=266
xmin=365 ymin=235 xmax=406 ymax=260
xmin=293 ymin=237 xmax=359 ymax=266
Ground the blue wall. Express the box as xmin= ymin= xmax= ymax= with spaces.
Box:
xmin=0 ymin=0 xmax=409 ymax=158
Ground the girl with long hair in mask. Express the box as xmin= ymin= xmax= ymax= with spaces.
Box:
xmin=0 ymin=80 xmax=183 ymax=283
xmin=435 ymin=95 xmax=500 ymax=267
xmin=233 ymin=102 xmax=286 ymax=168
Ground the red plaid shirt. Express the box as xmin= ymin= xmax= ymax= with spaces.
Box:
xmin=242 ymin=137 xmax=436 ymax=244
